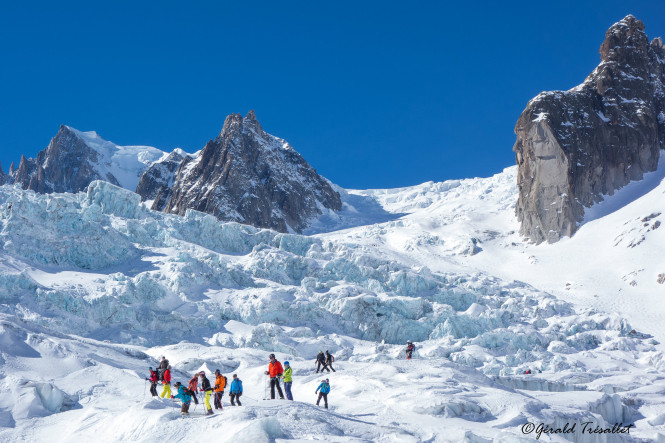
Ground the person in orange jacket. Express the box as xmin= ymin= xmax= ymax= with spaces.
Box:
xmin=265 ymin=353 xmax=284 ymax=399
xmin=213 ymin=369 xmax=226 ymax=409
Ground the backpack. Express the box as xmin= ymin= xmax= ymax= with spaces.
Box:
xmin=223 ymin=375 xmax=228 ymax=387
xmin=185 ymin=388 xmax=195 ymax=397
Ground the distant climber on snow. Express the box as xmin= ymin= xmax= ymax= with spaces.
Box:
xmin=315 ymin=351 xmax=330 ymax=373
xmin=146 ymin=367 xmax=158 ymax=397
xmin=265 ymin=353 xmax=285 ymax=399
xmin=188 ymin=374 xmax=199 ymax=405
xmin=283 ymin=361 xmax=294 ymax=401
xmin=229 ymin=374 xmax=243 ymax=406
xmin=199 ymin=371 xmax=214 ymax=415
xmin=157 ymin=356 xmax=169 ymax=381
xmin=160 ymin=365 xmax=172 ymax=398
xmin=213 ymin=369 xmax=226 ymax=410
xmin=325 ymin=350 xmax=336 ymax=372
xmin=406 ymin=341 xmax=415 ymax=360
xmin=315 ymin=378 xmax=331 ymax=409
xmin=173 ymin=381 xmax=191 ymax=417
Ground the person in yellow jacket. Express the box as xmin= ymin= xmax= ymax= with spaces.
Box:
xmin=199 ymin=371 xmax=214 ymax=415
xmin=213 ymin=369 xmax=226 ymax=409
xmin=283 ymin=361 xmax=294 ymax=400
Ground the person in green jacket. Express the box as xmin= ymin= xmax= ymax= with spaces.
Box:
xmin=282 ymin=361 xmax=294 ymax=400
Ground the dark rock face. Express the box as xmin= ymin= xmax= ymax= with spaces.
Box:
xmin=514 ymin=15 xmax=665 ymax=243
xmin=13 ymin=125 xmax=120 ymax=194
xmin=135 ymin=149 xmax=186 ymax=210
xmin=160 ymin=111 xmax=342 ymax=233
xmin=0 ymin=162 xmax=8 ymax=186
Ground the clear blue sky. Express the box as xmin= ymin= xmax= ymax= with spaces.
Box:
xmin=1 ymin=1 xmax=664 ymax=189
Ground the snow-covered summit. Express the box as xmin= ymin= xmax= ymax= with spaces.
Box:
xmin=11 ymin=125 xmax=167 ymax=193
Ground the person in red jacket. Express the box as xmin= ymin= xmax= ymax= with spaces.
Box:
xmin=146 ymin=367 xmax=158 ymax=397
xmin=160 ymin=365 xmax=172 ymax=398
xmin=188 ymin=374 xmax=199 ymax=405
xmin=265 ymin=354 xmax=284 ymax=400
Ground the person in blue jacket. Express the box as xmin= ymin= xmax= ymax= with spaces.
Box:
xmin=315 ymin=378 xmax=330 ymax=409
xmin=229 ymin=373 xmax=243 ymax=406
xmin=172 ymin=381 xmax=192 ymax=416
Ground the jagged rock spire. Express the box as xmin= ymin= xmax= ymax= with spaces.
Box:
xmin=514 ymin=16 xmax=665 ymax=244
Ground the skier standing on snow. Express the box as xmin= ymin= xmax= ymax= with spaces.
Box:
xmin=173 ymin=382 xmax=191 ymax=416
xmin=282 ymin=361 xmax=294 ymax=401
xmin=213 ymin=369 xmax=226 ymax=410
xmin=146 ymin=367 xmax=159 ymax=397
xmin=157 ymin=356 xmax=169 ymax=381
xmin=160 ymin=365 xmax=172 ymax=398
xmin=229 ymin=374 xmax=243 ymax=406
xmin=315 ymin=378 xmax=330 ymax=409
xmin=315 ymin=351 xmax=330 ymax=373
xmin=325 ymin=350 xmax=336 ymax=372
xmin=199 ymin=371 xmax=214 ymax=415
xmin=265 ymin=354 xmax=285 ymax=399
xmin=405 ymin=341 xmax=415 ymax=360
xmin=188 ymin=374 xmax=200 ymax=405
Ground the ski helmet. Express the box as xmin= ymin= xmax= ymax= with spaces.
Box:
xmin=233 ymin=374 xmax=237 ymax=378
xmin=269 ymin=353 xmax=275 ymax=359
xmin=149 ymin=367 xmax=153 ymax=370
xmin=199 ymin=371 xmax=205 ymax=376
xmin=215 ymin=369 xmax=220 ymax=374
xmin=284 ymin=361 xmax=290 ymax=366
xmin=167 ymin=365 xmax=171 ymax=369
xmin=174 ymin=381 xmax=181 ymax=387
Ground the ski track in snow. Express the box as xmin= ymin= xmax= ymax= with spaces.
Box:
xmin=1 ymin=154 xmax=665 ymax=441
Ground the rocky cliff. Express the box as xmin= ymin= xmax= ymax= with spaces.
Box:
xmin=135 ymin=149 xmax=189 ymax=210
xmin=157 ymin=111 xmax=342 ymax=233
xmin=514 ymin=15 xmax=665 ymax=243
xmin=12 ymin=125 xmax=165 ymax=194
xmin=0 ymin=162 xmax=8 ymax=186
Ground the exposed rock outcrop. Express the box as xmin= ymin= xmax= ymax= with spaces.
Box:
xmin=514 ymin=15 xmax=665 ymax=243
xmin=12 ymin=126 xmax=165 ymax=194
xmin=159 ymin=111 xmax=342 ymax=233
xmin=135 ymin=149 xmax=188 ymax=210
xmin=0 ymin=162 xmax=8 ymax=186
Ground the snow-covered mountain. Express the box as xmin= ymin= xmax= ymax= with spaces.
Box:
xmin=1 ymin=150 xmax=665 ymax=440
xmin=10 ymin=125 xmax=166 ymax=193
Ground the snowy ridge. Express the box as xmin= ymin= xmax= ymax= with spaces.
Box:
xmin=64 ymin=126 xmax=169 ymax=191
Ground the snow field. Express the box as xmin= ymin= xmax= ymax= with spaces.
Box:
xmin=1 ymin=152 xmax=665 ymax=440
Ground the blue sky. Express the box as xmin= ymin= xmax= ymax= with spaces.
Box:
xmin=1 ymin=1 xmax=664 ymax=188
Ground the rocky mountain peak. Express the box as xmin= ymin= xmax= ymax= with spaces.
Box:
xmin=11 ymin=125 xmax=165 ymax=194
xmin=599 ymin=15 xmax=647 ymax=63
xmin=514 ymin=16 xmax=665 ymax=244
xmin=155 ymin=111 xmax=342 ymax=233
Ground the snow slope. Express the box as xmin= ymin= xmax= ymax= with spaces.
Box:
xmin=1 ymin=152 xmax=665 ymax=441
xmin=65 ymin=126 xmax=169 ymax=191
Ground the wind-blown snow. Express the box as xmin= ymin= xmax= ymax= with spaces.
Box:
xmin=1 ymin=150 xmax=665 ymax=441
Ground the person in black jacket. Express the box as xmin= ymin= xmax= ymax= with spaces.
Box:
xmin=199 ymin=371 xmax=214 ymax=415
xmin=157 ymin=356 xmax=169 ymax=381
xmin=325 ymin=351 xmax=336 ymax=372
xmin=315 ymin=351 xmax=330 ymax=373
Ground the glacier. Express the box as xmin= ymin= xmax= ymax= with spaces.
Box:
xmin=1 ymin=169 xmax=665 ymax=441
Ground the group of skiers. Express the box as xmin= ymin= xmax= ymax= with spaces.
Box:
xmin=146 ymin=343 xmax=414 ymax=417
xmin=264 ymin=353 xmax=331 ymax=409
xmin=146 ymin=357 xmax=243 ymax=416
